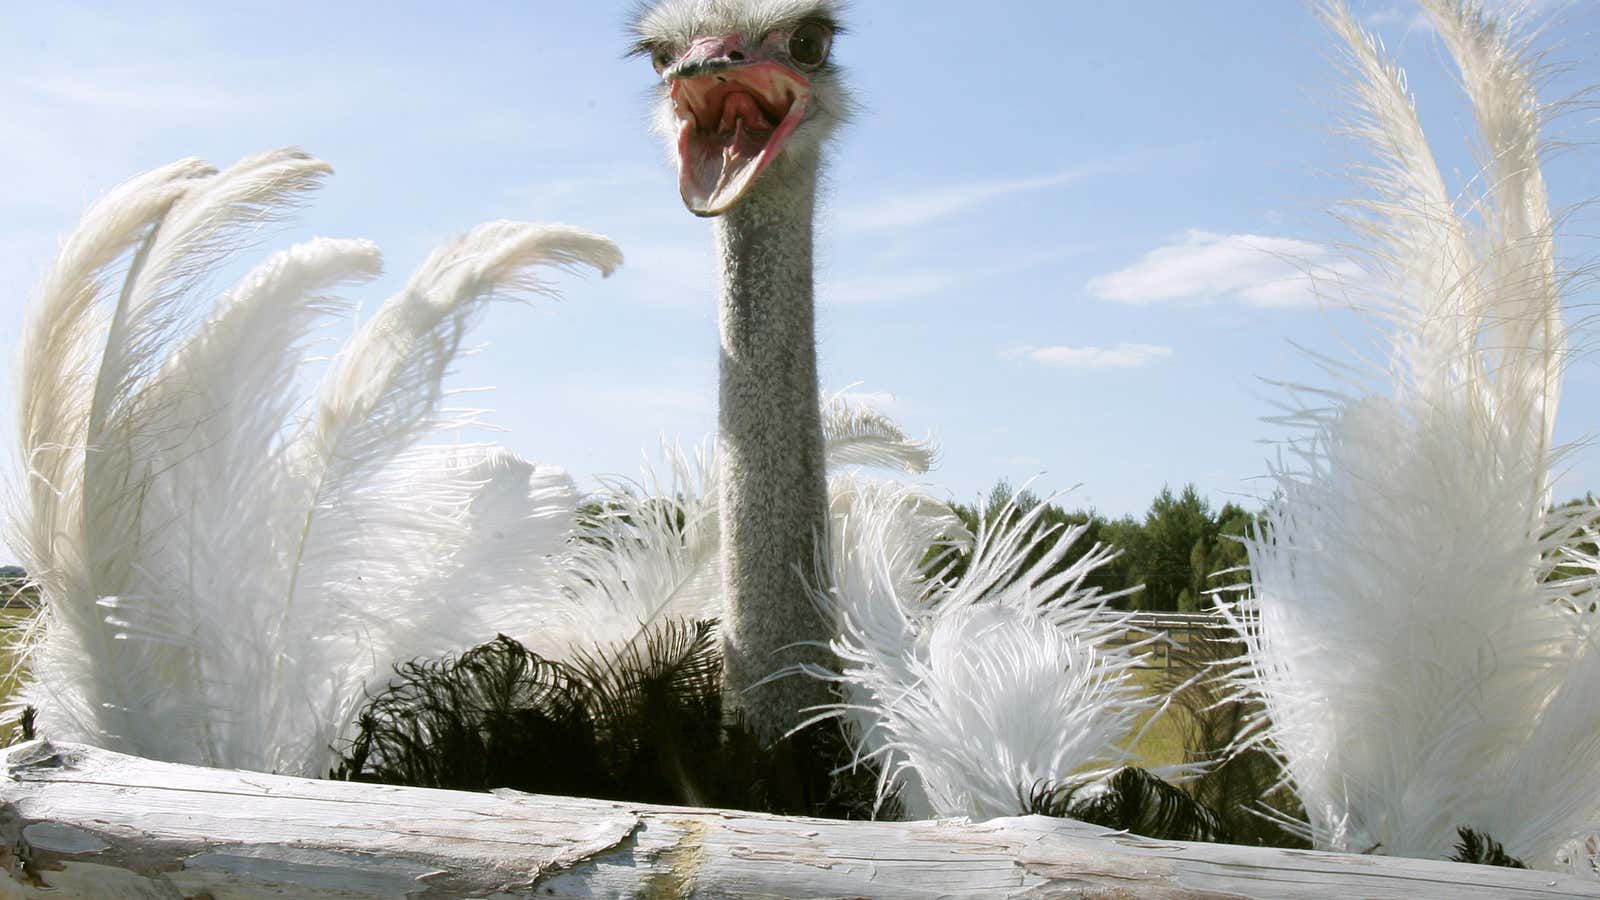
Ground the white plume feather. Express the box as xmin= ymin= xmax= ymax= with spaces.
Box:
xmin=557 ymin=441 xmax=725 ymax=657
xmin=10 ymin=153 xmax=622 ymax=776
xmin=8 ymin=158 xmax=214 ymax=748
xmin=809 ymin=485 xmax=1158 ymax=820
xmin=552 ymin=391 xmax=951 ymax=666
xmin=1224 ymin=1 xmax=1600 ymax=869
xmin=101 ymin=236 xmax=384 ymax=766
xmin=821 ymin=390 xmax=937 ymax=474
xmin=11 ymin=145 xmax=1153 ymax=825
xmin=418 ymin=450 xmax=582 ymax=653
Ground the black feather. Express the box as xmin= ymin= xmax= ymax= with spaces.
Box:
xmin=570 ymin=619 xmax=724 ymax=805
xmin=6 ymin=706 xmax=37 ymax=746
xmin=330 ymin=623 xmax=889 ymax=819
xmin=1160 ymin=636 xmax=1309 ymax=848
xmin=1026 ymin=767 xmax=1231 ymax=844
xmin=1450 ymin=827 xmax=1528 ymax=869
xmin=328 ymin=635 xmax=602 ymax=796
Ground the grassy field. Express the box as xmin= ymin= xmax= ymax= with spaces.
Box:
xmin=0 ymin=607 xmax=34 ymax=745
xmin=1123 ymin=666 xmax=1195 ymax=769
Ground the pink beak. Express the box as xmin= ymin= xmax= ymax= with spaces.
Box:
xmin=665 ymin=36 xmax=812 ymax=216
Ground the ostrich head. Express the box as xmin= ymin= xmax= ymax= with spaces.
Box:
xmin=630 ymin=0 xmax=851 ymax=216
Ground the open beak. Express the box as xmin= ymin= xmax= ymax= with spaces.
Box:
xmin=666 ymin=38 xmax=812 ymax=216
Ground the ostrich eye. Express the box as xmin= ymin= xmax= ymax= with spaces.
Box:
xmin=653 ymin=51 xmax=672 ymax=75
xmin=788 ymin=22 xmax=831 ymax=67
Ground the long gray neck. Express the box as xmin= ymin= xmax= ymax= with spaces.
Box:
xmin=714 ymin=158 xmax=835 ymax=745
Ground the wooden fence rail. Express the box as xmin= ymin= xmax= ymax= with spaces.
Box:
xmin=1114 ymin=611 xmax=1233 ymax=670
xmin=0 ymin=740 xmax=1593 ymax=898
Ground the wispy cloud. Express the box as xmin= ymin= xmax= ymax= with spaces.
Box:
xmin=607 ymin=239 xmax=715 ymax=308
xmin=0 ymin=59 xmax=368 ymax=215
xmin=1365 ymin=6 xmax=1435 ymax=34
xmin=514 ymin=166 xmax=661 ymax=210
xmin=1365 ymin=1 xmax=1551 ymax=37
xmin=844 ymin=166 xmax=1105 ymax=232
xmin=552 ymin=384 xmax=716 ymax=434
xmin=824 ymin=271 xmax=956 ymax=304
xmin=838 ymin=143 xmax=1201 ymax=235
xmin=1085 ymin=230 xmax=1361 ymax=308
xmin=1005 ymin=343 xmax=1174 ymax=370
xmin=18 ymin=68 xmax=259 ymax=117
xmin=578 ymin=385 xmax=713 ymax=417
xmin=820 ymin=244 xmax=1098 ymax=306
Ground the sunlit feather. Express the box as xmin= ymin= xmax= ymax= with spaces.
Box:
xmin=808 ymin=486 xmax=1163 ymax=819
xmin=10 ymin=154 xmax=621 ymax=776
xmin=1223 ymin=1 xmax=1600 ymax=869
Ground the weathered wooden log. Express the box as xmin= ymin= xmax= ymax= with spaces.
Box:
xmin=0 ymin=740 xmax=1592 ymax=898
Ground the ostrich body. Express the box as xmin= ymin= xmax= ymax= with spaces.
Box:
xmin=13 ymin=0 xmax=1197 ymax=826
xmin=632 ymin=0 xmax=849 ymax=742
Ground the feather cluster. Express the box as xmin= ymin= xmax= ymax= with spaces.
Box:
xmin=547 ymin=390 xmax=936 ymax=662
xmin=1028 ymin=765 xmax=1230 ymax=844
xmin=807 ymin=484 xmax=1168 ymax=820
xmin=547 ymin=381 xmax=1166 ymax=823
xmin=1222 ymin=1 xmax=1600 ymax=869
xmin=8 ymin=149 xmax=621 ymax=777
xmin=333 ymin=624 xmax=884 ymax=818
xmin=7 ymin=191 xmax=952 ymax=781
xmin=493 ymin=384 xmax=1165 ymax=823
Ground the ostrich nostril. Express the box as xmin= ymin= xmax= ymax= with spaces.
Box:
xmin=729 ymin=50 xmax=745 ymax=61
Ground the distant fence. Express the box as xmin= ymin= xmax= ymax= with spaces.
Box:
xmin=1115 ymin=611 xmax=1234 ymax=670
xmin=0 ymin=577 xmax=36 ymax=614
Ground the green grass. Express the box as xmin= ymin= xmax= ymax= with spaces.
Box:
xmin=0 ymin=607 xmax=34 ymax=745
xmin=1122 ymin=665 xmax=1196 ymax=769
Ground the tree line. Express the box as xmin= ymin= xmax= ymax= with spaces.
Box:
xmin=951 ymin=482 xmax=1600 ymax=613
xmin=947 ymin=482 xmax=1257 ymax=613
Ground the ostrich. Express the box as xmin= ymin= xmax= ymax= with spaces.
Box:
xmin=628 ymin=0 xmax=852 ymax=743
xmin=6 ymin=0 xmax=1185 ymax=828
xmin=610 ymin=2 xmax=1194 ymax=825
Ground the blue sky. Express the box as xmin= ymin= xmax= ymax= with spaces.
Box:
xmin=3 ymin=1 xmax=1599 ymax=535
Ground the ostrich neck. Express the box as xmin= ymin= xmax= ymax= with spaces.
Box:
xmin=714 ymin=160 xmax=835 ymax=744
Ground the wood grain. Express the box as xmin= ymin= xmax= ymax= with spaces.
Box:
xmin=0 ymin=740 xmax=1591 ymax=898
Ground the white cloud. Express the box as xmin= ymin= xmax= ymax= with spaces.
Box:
xmin=1006 ymin=343 xmax=1174 ymax=370
xmin=0 ymin=57 xmax=379 ymax=217
xmin=823 ymin=271 xmax=955 ymax=305
xmin=608 ymin=239 xmax=716 ymax=308
xmin=545 ymin=384 xmax=716 ymax=446
xmin=18 ymin=68 xmax=259 ymax=118
xmin=576 ymin=385 xmax=713 ymax=418
xmin=1086 ymin=230 xmax=1361 ymax=308
xmin=820 ymin=245 xmax=1098 ymax=306
xmin=1366 ymin=1 xmax=1551 ymax=38
xmin=845 ymin=166 xmax=1106 ymax=232
xmin=11 ymin=62 xmax=302 ymax=120
xmin=1365 ymin=6 xmax=1435 ymax=34
xmin=514 ymin=166 xmax=661 ymax=210
xmin=841 ymin=146 xmax=1193 ymax=233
